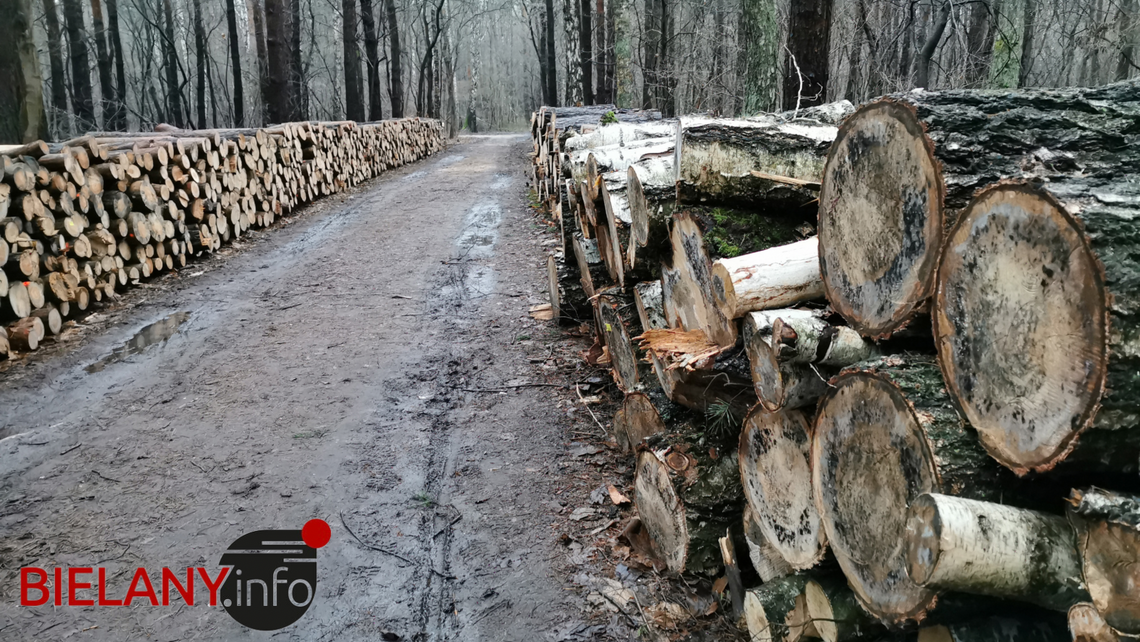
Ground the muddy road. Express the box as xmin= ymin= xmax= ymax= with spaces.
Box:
xmin=0 ymin=135 xmax=605 ymax=640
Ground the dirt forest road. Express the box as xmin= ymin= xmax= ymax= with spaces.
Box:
xmin=0 ymin=135 xmax=603 ymax=641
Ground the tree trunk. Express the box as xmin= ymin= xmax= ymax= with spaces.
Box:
xmin=812 ymin=355 xmax=1026 ymax=624
xmin=593 ymin=0 xmax=605 ymax=103
xmin=192 ymin=0 xmax=207 ymax=127
xmin=360 ymin=0 xmax=383 ymax=120
xmin=963 ymin=0 xmax=995 ymax=87
xmin=161 ymin=0 xmax=183 ymax=127
xmin=579 ymin=0 xmax=593 ymax=104
xmin=641 ymin=0 xmax=658 ymax=109
xmin=227 ymin=0 xmax=245 ymax=126
xmin=62 ymin=0 xmax=96 ymax=131
xmin=90 ymin=0 xmax=115 ymax=128
xmin=1067 ymin=488 xmax=1140 ymax=635
xmin=562 ymin=0 xmax=580 ymax=105
xmin=914 ymin=0 xmax=950 ymax=89
xmin=1117 ymin=0 xmax=1138 ymax=82
xmin=250 ymin=0 xmax=270 ymax=123
xmin=264 ymin=0 xmax=293 ymax=123
xmin=0 ymin=0 xmax=46 ymax=143
xmin=385 ymin=0 xmax=403 ymax=117
xmin=739 ymin=406 xmax=826 ymax=570
xmin=1019 ymin=0 xmax=1037 ymax=87
xmin=291 ymin=0 xmax=305 ymax=119
xmin=906 ymin=493 xmax=1089 ymax=611
xmin=42 ymin=0 xmax=70 ymax=133
xmin=782 ymin=0 xmax=833 ymax=109
xmin=343 ymin=0 xmax=365 ymax=121
xmin=739 ymin=0 xmax=779 ymax=114
xmin=545 ymin=0 xmax=558 ymax=106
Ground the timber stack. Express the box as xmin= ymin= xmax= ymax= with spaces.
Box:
xmin=530 ymin=81 xmax=1140 ymax=642
xmin=0 ymin=118 xmax=444 ymax=358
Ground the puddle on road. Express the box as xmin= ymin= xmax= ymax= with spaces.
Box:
xmin=85 ymin=312 xmax=191 ymax=373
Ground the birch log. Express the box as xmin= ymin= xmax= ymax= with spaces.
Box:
xmin=905 ymin=493 xmax=1089 ymax=611
xmin=710 ymin=237 xmax=826 ymax=320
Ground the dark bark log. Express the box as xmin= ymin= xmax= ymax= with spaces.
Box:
xmin=343 ymin=0 xmax=365 ymax=121
xmin=226 ymin=0 xmax=245 ymax=126
xmin=384 ymin=0 xmax=403 ymax=117
xmin=812 ymin=354 xmax=1031 ymax=624
xmin=90 ymin=0 xmax=115 ymax=129
xmin=62 ymin=0 xmax=95 ymax=131
xmin=782 ymin=0 xmax=833 ymax=109
xmin=935 ymin=180 xmax=1140 ymax=475
xmin=264 ymin=0 xmax=293 ymax=124
xmin=42 ymin=0 xmax=70 ymax=131
xmin=634 ymin=435 xmax=742 ymax=574
xmin=919 ymin=615 xmax=1071 ymax=642
xmin=360 ymin=0 xmax=382 ymax=120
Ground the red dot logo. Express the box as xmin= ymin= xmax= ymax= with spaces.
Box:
xmin=302 ymin=519 xmax=331 ymax=549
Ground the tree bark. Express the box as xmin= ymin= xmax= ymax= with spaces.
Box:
xmin=906 ymin=493 xmax=1089 ymax=611
xmin=783 ymin=0 xmax=833 ymax=109
xmin=739 ymin=0 xmax=779 ymax=114
xmin=803 ymin=576 xmax=884 ymax=642
xmin=384 ymin=0 xmax=403 ymax=117
xmin=545 ymin=0 xmax=558 ymax=106
xmin=290 ymin=0 xmax=305 ymax=119
xmin=264 ymin=0 xmax=293 ymax=124
xmin=1019 ymin=0 xmax=1037 ymax=87
xmin=914 ymin=0 xmax=950 ymax=89
xmin=343 ymin=0 xmax=365 ymax=121
xmin=360 ymin=0 xmax=383 ymax=120
xmin=744 ymin=575 xmax=809 ymax=642
xmin=227 ymin=0 xmax=246 ymax=126
xmin=62 ymin=0 xmax=96 ymax=131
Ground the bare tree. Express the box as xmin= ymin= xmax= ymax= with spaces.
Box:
xmin=106 ymin=0 xmax=128 ymax=128
xmin=0 ymin=0 xmax=46 ymax=142
xmin=62 ymin=0 xmax=96 ymax=129
xmin=344 ymin=0 xmax=366 ymax=120
xmin=41 ymin=0 xmax=71 ymax=133
xmin=386 ymin=0 xmax=404 ymax=116
xmin=783 ymin=0 xmax=833 ymax=109
xmin=265 ymin=0 xmax=294 ymax=123
xmin=227 ymin=0 xmax=245 ymax=125
xmin=361 ymin=0 xmax=383 ymax=119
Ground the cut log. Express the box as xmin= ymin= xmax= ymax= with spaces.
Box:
xmin=6 ymin=281 xmax=31 ymax=318
xmin=595 ymin=289 xmax=648 ymax=392
xmin=633 ymin=280 xmax=668 ymax=331
xmin=1067 ymin=488 xmax=1140 ymax=635
xmin=634 ymin=436 xmax=742 ymax=575
xmin=661 ymin=212 xmax=736 ymax=346
xmin=818 ymin=100 xmax=944 ymax=339
xmin=613 ymin=392 xmax=669 ymax=452
xmin=7 ymin=316 xmax=44 ymax=351
xmin=743 ymin=505 xmax=795 ymax=583
xmin=29 ymin=306 xmax=62 ymax=335
xmin=674 ymin=114 xmax=837 ymax=209
xmin=739 ymin=405 xmax=827 ymax=570
xmin=711 ymin=237 xmax=825 ymax=320
xmin=1069 ymin=603 xmax=1133 ymax=642
xmin=562 ymin=121 xmax=674 ymax=152
xmin=571 ymin=231 xmax=607 ymax=299
xmin=804 ymin=576 xmax=885 ymax=642
xmin=905 ymin=493 xmax=1089 ymax=611
xmin=934 ymin=182 xmax=1140 ymax=475
xmin=812 ymin=355 xmax=1022 ymax=624
xmin=744 ymin=574 xmax=809 ymax=642
xmin=743 ymin=309 xmax=831 ymax=411
xmin=626 ymin=157 xmax=675 ymax=269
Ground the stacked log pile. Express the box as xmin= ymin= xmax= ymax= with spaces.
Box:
xmin=530 ymin=81 xmax=1140 ymax=642
xmin=0 ymin=118 xmax=444 ymax=358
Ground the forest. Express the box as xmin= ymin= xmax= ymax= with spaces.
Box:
xmin=0 ymin=0 xmax=1137 ymax=143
